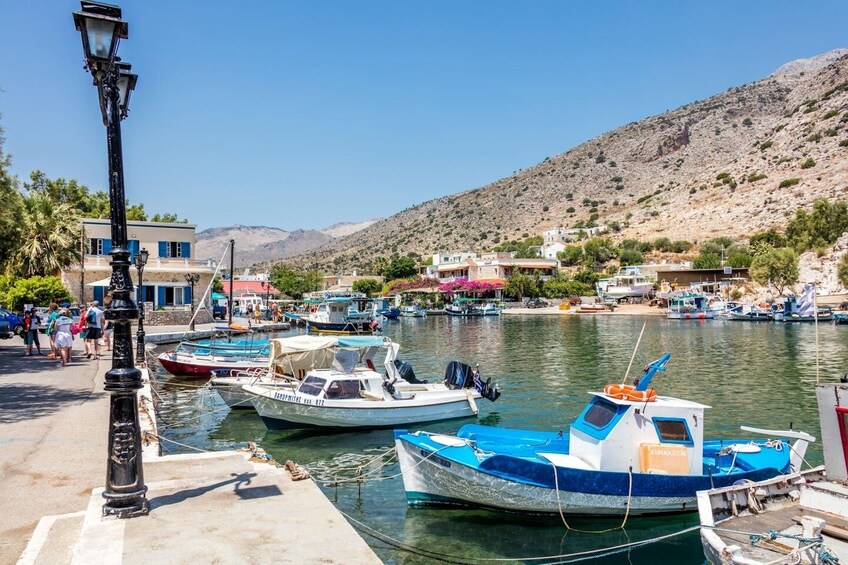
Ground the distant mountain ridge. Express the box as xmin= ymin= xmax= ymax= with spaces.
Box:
xmin=196 ymin=219 xmax=380 ymax=268
xmin=276 ymin=48 xmax=848 ymax=274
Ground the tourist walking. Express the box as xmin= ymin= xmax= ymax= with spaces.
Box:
xmin=254 ymin=303 xmax=263 ymax=324
xmin=23 ymin=307 xmax=43 ymax=356
xmin=78 ymin=304 xmax=90 ymax=358
xmin=45 ymin=303 xmax=59 ymax=359
xmin=54 ymin=308 xmax=75 ymax=366
xmin=271 ymin=302 xmax=280 ymax=323
xmin=85 ymin=300 xmax=104 ymax=360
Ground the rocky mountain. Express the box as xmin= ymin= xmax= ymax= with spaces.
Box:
xmin=196 ymin=219 xmax=379 ymax=268
xmin=279 ymin=49 xmax=848 ymax=274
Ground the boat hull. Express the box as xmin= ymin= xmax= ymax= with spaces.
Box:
xmin=157 ymin=352 xmax=266 ymax=378
xmin=667 ymin=311 xmax=715 ymax=320
xmin=395 ymin=433 xmax=785 ymax=516
xmin=249 ymin=388 xmax=481 ymax=429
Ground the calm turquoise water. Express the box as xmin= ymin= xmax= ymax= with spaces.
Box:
xmin=151 ymin=315 xmax=847 ymax=564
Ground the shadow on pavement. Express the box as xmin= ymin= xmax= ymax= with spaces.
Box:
xmin=0 ymin=383 xmax=104 ymax=424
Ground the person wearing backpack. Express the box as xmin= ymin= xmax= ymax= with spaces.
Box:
xmin=85 ymin=300 xmax=104 ymax=360
xmin=23 ymin=307 xmax=43 ymax=356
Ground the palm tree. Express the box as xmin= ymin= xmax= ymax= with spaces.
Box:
xmin=9 ymin=191 xmax=81 ymax=277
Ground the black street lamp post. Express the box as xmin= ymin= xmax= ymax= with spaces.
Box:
xmin=184 ymin=273 xmax=200 ymax=331
xmin=261 ymin=281 xmax=271 ymax=320
xmin=73 ymin=1 xmax=148 ymax=518
xmin=133 ymin=248 xmax=149 ymax=363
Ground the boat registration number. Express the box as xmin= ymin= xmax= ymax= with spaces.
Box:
xmin=421 ymin=449 xmax=451 ymax=468
xmin=273 ymin=392 xmax=325 ymax=407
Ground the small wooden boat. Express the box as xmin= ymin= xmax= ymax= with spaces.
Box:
xmin=698 ymin=382 xmax=846 ymax=564
xmin=157 ymin=338 xmax=270 ymax=378
xmin=727 ymin=305 xmax=774 ymax=321
xmin=667 ymin=293 xmax=715 ymax=319
xmin=395 ymin=354 xmax=812 ymax=516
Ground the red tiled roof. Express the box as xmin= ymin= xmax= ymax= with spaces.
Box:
xmin=220 ymin=281 xmax=280 ymax=295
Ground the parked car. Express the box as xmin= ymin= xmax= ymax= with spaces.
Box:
xmin=34 ymin=306 xmax=81 ymax=332
xmin=524 ymin=298 xmax=549 ymax=309
xmin=0 ymin=307 xmax=25 ymax=335
xmin=0 ymin=319 xmax=11 ymax=339
xmin=213 ymin=303 xmax=228 ymax=320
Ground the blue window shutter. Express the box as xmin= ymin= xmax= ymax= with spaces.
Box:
xmin=94 ymin=286 xmax=104 ymax=303
xmin=103 ymin=239 xmax=112 ymax=255
xmin=157 ymin=286 xmax=166 ymax=308
xmin=181 ymin=242 xmax=191 ymax=258
xmin=128 ymin=240 xmax=139 ymax=260
xmin=158 ymin=241 xmax=167 ymax=257
xmin=184 ymin=286 xmax=192 ymax=305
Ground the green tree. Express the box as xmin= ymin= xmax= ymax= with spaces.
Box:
xmin=573 ymin=269 xmax=600 ymax=286
xmin=749 ymin=248 xmax=799 ymax=296
xmin=4 ymin=275 xmax=72 ymax=310
xmin=9 ymin=191 xmax=81 ymax=277
xmin=270 ymin=265 xmax=322 ymax=299
xmin=352 ymin=278 xmax=382 ymax=297
xmin=838 ymin=254 xmax=848 ymax=289
xmin=0 ymin=124 xmax=23 ymax=270
xmin=618 ymin=248 xmax=643 ymax=266
xmin=726 ymin=253 xmax=753 ymax=268
xmin=368 ymin=256 xmax=390 ymax=277
xmin=151 ymin=212 xmax=188 ymax=223
xmin=543 ymin=277 xmax=593 ymax=298
xmin=557 ymin=245 xmax=583 ymax=266
xmin=383 ymin=257 xmax=417 ymax=282
xmin=212 ymin=275 xmax=224 ymax=293
xmin=750 ymin=228 xmax=786 ymax=251
xmin=693 ymin=252 xmax=721 ymax=269
xmin=582 ymin=237 xmax=616 ymax=267
xmin=785 ymin=199 xmax=848 ymax=252
xmin=504 ymin=271 xmax=538 ymax=301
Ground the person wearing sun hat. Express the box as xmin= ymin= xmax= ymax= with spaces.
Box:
xmin=54 ymin=308 xmax=75 ymax=366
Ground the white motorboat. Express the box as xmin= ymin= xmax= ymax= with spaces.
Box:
xmin=599 ymin=267 xmax=655 ymax=301
xmin=209 ymin=335 xmax=339 ymax=408
xmin=244 ymin=336 xmax=501 ymax=429
xmin=400 ymin=304 xmax=426 ymax=317
xmin=698 ymin=382 xmax=847 ymax=564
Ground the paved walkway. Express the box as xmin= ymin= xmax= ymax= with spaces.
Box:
xmin=0 ymin=337 xmax=106 ymax=563
xmin=0 ymin=331 xmax=380 ymax=565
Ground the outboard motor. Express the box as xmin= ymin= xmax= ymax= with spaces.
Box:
xmin=444 ymin=361 xmax=473 ymax=389
xmin=394 ymin=359 xmax=428 ymax=384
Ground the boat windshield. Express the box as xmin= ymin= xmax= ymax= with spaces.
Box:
xmin=298 ymin=376 xmax=326 ymax=396
xmin=583 ymin=398 xmax=619 ymax=428
xmin=325 ymin=380 xmax=362 ymax=400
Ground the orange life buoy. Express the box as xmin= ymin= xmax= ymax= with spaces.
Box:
xmin=603 ymin=383 xmax=657 ymax=402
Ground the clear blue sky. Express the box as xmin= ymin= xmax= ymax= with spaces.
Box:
xmin=1 ymin=1 xmax=846 ymax=231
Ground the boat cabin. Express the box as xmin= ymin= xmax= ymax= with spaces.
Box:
xmin=569 ymin=393 xmax=708 ymax=476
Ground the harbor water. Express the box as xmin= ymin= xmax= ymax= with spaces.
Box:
xmin=151 ymin=315 xmax=846 ymax=564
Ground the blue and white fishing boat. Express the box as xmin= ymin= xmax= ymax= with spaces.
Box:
xmin=284 ymin=293 xmax=377 ymax=334
xmin=395 ymin=354 xmax=812 ymax=516
xmin=726 ymin=304 xmax=774 ymax=322
xmin=667 ymin=293 xmax=715 ymax=320
xmin=444 ymin=298 xmax=483 ymax=316
xmin=372 ymin=297 xmax=401 ymax=320
xmin=400 ymin=304 xmax=427 ymax=317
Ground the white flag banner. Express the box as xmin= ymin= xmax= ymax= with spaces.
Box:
xmin=796 ymin=283 xmax=817 ymax=317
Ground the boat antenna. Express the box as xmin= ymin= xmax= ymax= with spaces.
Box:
xmin=622 ymin=319 xmax=647 ymax=385
xmin=228 ymin=239 xmax=235 ymax=328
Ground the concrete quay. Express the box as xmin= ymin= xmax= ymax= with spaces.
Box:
xmin=0 ymin=336 xmax=381 ymax=565
xmin=141 ymin=317 xmax=291 ymax=345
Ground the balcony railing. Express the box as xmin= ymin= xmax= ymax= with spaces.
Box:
xmin=83 ymin=255 xmax=217 ymax=271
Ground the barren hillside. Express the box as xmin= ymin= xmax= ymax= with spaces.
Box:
xmin=278 ymin=49 xmax=848 ymax=274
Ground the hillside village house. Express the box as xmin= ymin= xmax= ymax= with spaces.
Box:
xmin=423 ymin=252 xmax=558 ymax=284
xmin=424 ymin=251 xmax=478 ymax=281
xmin=62 ymin=219 xmax=216 ymax=311
xmin=320 ymin=274 xmax=385 ymax=292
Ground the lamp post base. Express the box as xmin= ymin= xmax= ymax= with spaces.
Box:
xmin=102 ymin=489 xmax=150 ymax=518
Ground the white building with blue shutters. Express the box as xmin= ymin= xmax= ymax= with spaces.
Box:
xmin=62 ymin=218 xmax=217 ymax=310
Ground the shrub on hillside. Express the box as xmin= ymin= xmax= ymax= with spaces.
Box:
xmin=779 ymin=178 xmax=800 ymax=188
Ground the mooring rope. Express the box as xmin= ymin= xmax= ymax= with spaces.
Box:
xmin=341 ymin=509 xmax=700 ymax=564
